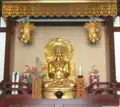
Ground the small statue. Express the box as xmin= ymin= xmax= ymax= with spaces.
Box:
xmin=18 ymin=22 xmax=35 ymax=44
xmin=84 ymin=22 xmax=102 ymax=44
xmin=89 ymin=65 xmax=100 ymax=89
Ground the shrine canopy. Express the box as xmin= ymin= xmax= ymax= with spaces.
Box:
xmin=2 ymin=0 xmax=117 ymax=17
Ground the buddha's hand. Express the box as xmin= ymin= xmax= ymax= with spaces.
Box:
xmin=49 ymin=72 xmax=55 ymax=79
xmin=64 ymin=72 xmax=70 ymax=78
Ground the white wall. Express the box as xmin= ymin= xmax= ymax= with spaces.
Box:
xmin=114 ymin=16 xmax=120 ymax=83
xmin=114 ymin=32 xmax=120 ymax=82
xmin=0 ymin=17 xmax=6 ymax=82
xmin=0 ymin=33 xmax=6 ymax=82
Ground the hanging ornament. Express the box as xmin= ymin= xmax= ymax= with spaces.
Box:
xmin=84 ymin=22 xmax=102 ymax=44
xmin=18 ymin=22 xmax=35 ymax=44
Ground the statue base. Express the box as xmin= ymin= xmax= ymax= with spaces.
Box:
xmin=43 ymin=87 xmax=76 ymax=99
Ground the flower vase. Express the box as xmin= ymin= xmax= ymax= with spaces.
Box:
xmin=32 ymin=77 xmax=42 ymax=99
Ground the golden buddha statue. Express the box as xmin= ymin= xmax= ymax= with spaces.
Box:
xmin=43 ymin=38 xmax=76 ymax=99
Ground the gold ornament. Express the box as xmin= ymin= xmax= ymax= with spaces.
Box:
xmin=84 ymin=22 xmax=102 ymax=44
xmin=18 ymin=22 xmax=35 ymax=44
xmin=2 ymin=2 xmax=117 ymax=17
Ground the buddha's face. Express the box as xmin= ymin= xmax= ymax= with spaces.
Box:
xmin=56 ymin=47 xmax=61 ymax=54
xmin=55 ymin=47 xmax=63 ymax=61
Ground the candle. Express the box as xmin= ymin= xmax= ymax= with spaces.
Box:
xmin=12 ymin=72 xmax=15 ymax=83
xmin=12 ymin=72 xmax=15 ymax=95
xmin=16 ymin=72 xmax=20 ymax=83
xmin=15 ymin=72 xmax=20 ymax=95
xmin=78 ymin=65 xmax=82 ymax=76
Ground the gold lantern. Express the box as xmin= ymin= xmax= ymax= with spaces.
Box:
xmin=84 ymin=22 xmax=102 ymax=44
xmin=18 ymin=22 xmax=35 ymax=44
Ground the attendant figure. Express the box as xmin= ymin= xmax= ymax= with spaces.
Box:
xmin=89 ymin=65 xmax=100 ymax=89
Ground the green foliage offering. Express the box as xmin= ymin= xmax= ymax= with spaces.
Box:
xmin=23 ymin=57 xmax=47 ymax=85
xmin=39 ymin=73 xmax=46 ymax=79
xmin=27 ymin=78 xmax=32 ymax=84
xmin=26 ymin=74 xmax=46 ymax=84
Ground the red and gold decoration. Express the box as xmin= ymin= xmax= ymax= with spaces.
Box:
xmin=2 ymin=0 xmax=117 ymax=17
xmin=32 ymin=77 xmax=42 ymax=99
xmin=76 ymin=66 xmax=86 ymax=98
xmin=76 ymin=76 xmax=86 ymax=98
xmin=89 ymin=65 xmax=100 ymax=89
xmin=18 ymin=22 xmax=35 ymax=44
xmin=84 ymin=22 xmax=102 ymax=44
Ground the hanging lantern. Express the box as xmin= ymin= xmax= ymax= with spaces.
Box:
xmin=18 ymin=22 xmax=35 ymax=44
xmin=84 ymin=22 xmax=102 ymax=44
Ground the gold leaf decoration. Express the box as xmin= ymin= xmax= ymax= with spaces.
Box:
xmin=84 ymin=22 xmax=103 ymax=44
xmin=2 ymin=3 xmax=117 ymax=17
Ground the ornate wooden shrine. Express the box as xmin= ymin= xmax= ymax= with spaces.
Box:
xmin=0 ymin=0 xmax=120 ymax=107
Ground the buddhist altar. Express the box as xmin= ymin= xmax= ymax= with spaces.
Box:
xmin=0 ymin=0 xmax=120 ymax=106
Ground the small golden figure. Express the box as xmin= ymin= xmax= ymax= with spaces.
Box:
xmin=43 ymin=38 xmax=76 ymax=99
xmin=84 ymin=22 xmax=102 ymax=44
xmin=18 ymin=22 xmax=35 ymax=44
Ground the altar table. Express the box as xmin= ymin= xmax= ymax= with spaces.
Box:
xmin=0 ymin=94 xmax=119 ymax=107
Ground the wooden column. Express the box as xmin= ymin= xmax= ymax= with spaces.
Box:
xmin=105 ymin=17 xmax=116 ymax=83
xmin=4 ymin=18 xmax=15 ymax=82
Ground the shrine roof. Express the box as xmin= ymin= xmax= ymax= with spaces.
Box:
xmin=3 ymin=0 xmax=117 ymax=3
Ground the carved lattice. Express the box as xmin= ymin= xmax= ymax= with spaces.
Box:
xmin=2 ymin=3 xmax=117 ymax=17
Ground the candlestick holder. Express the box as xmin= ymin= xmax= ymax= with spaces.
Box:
xmin=76 ymin=76 xmax=86 ymax=98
